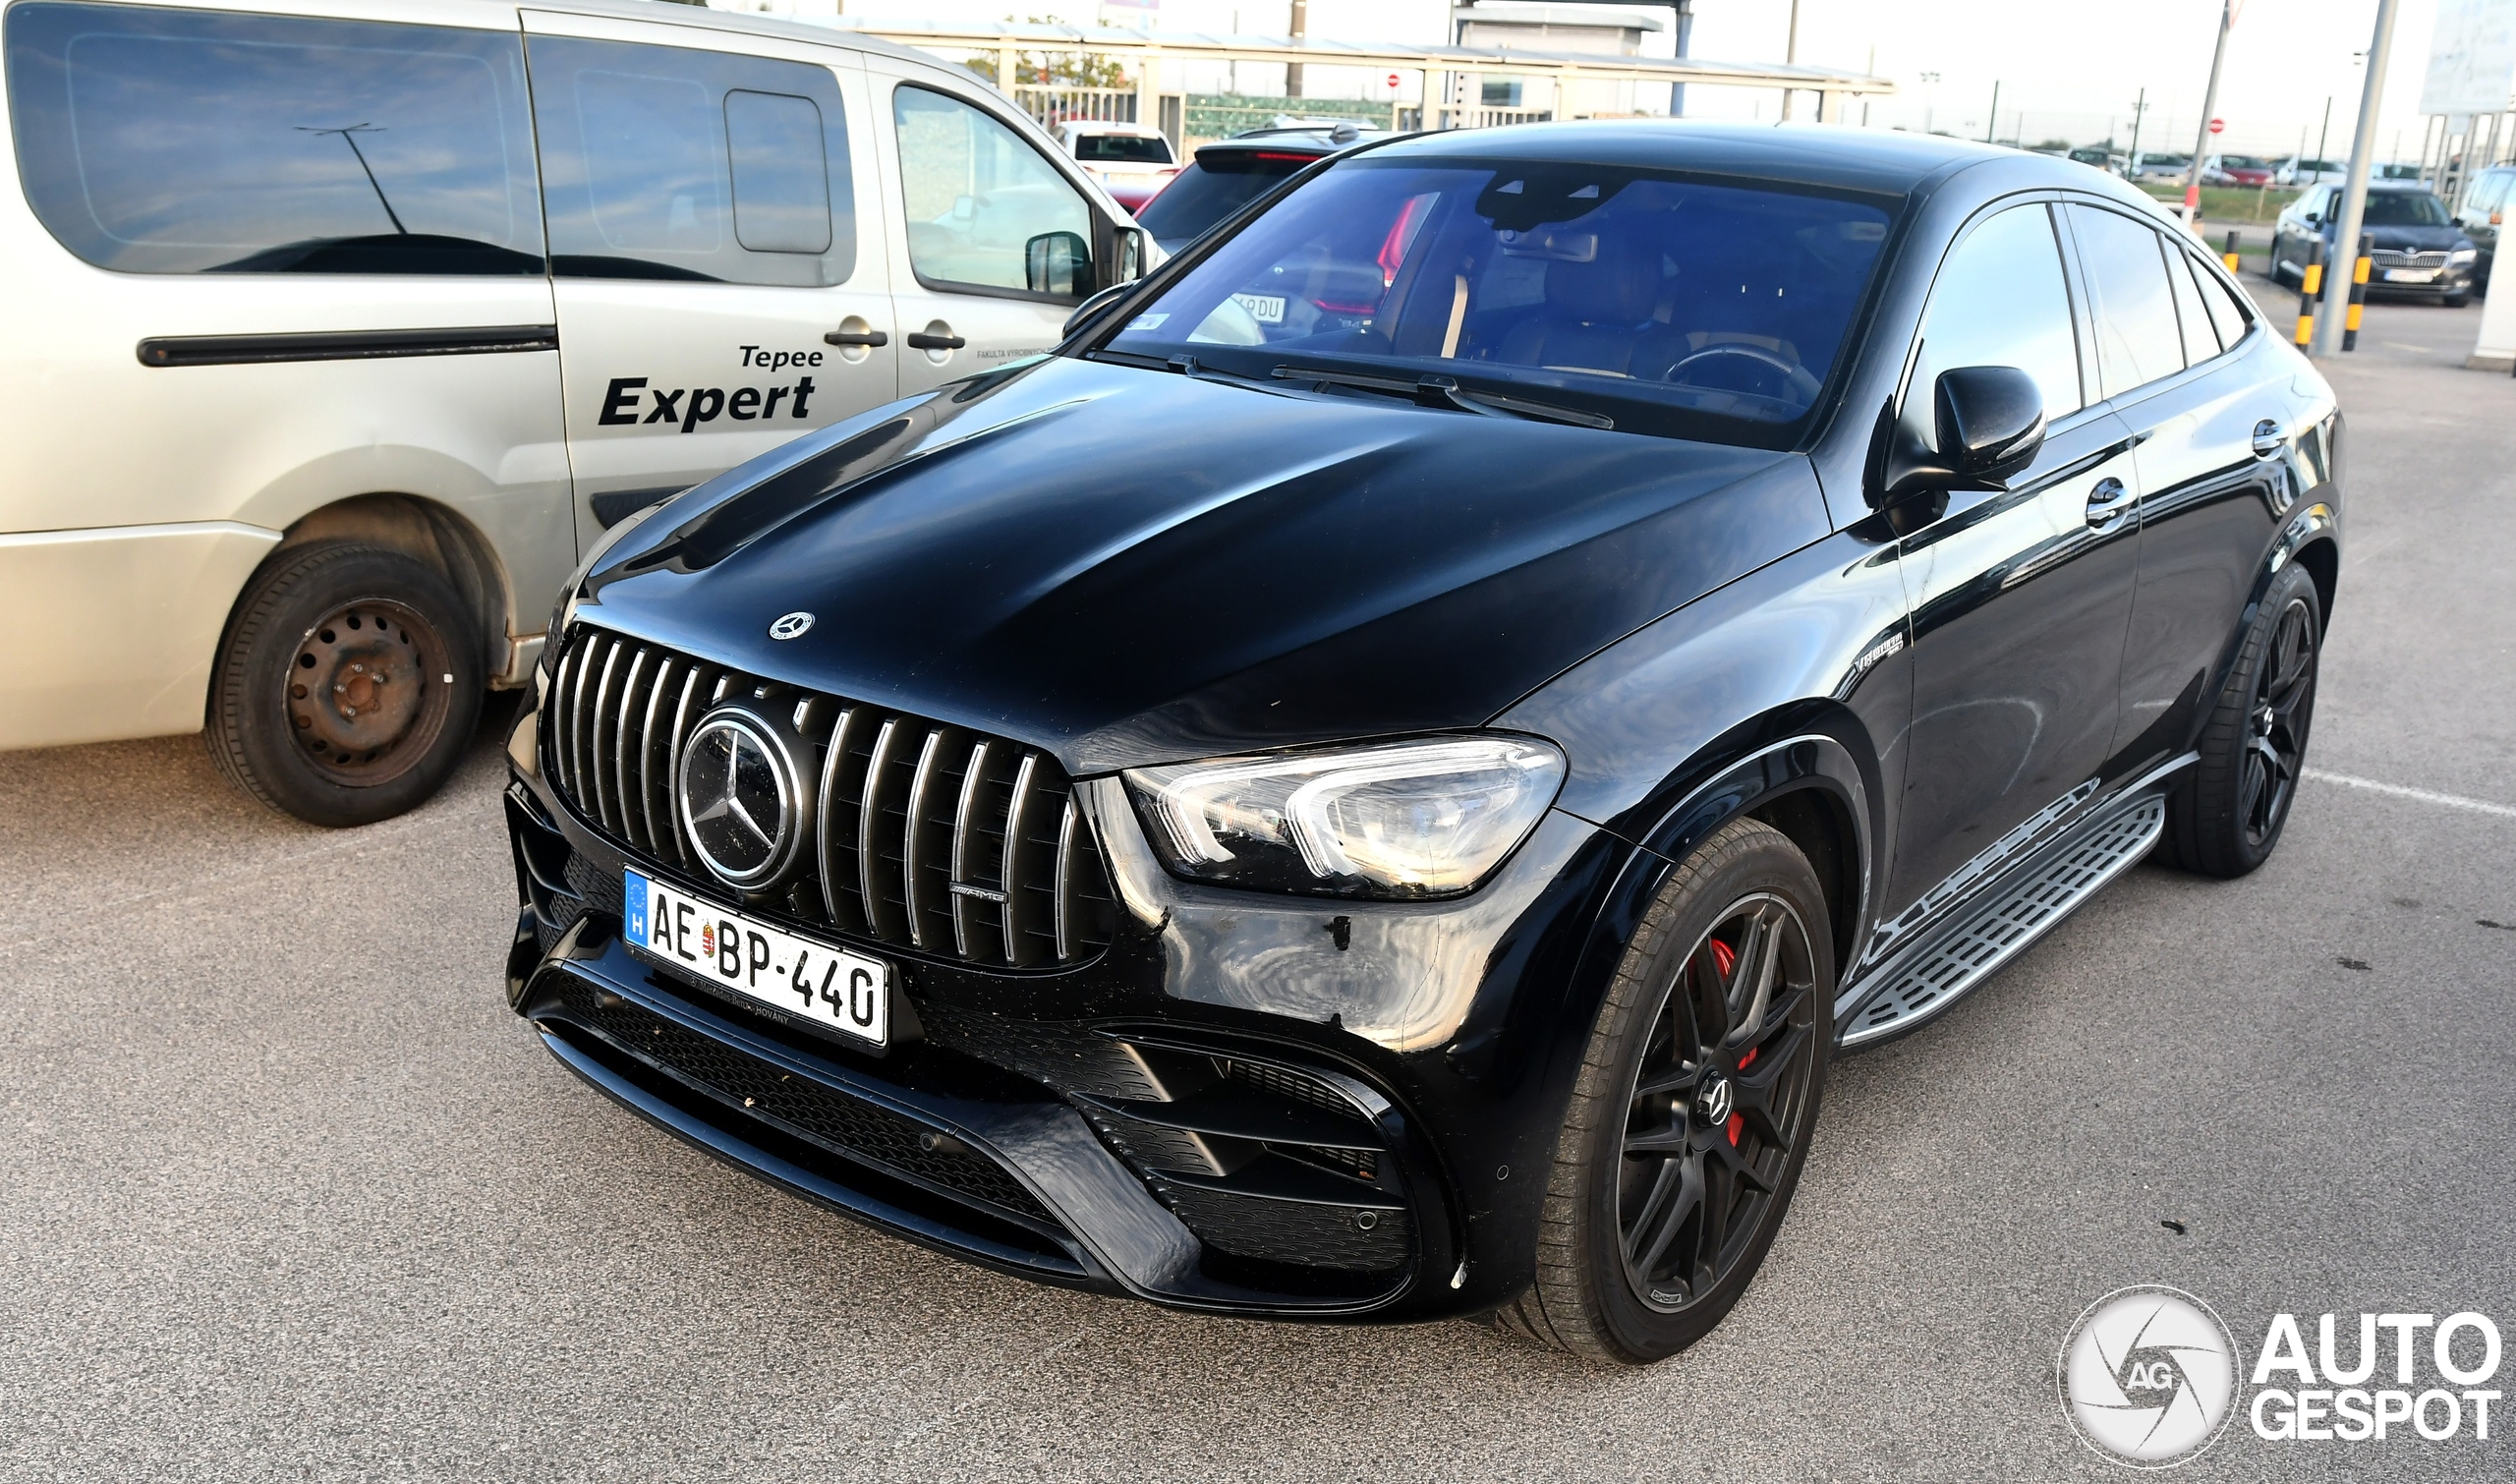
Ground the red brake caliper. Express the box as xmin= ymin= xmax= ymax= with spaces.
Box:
xmin=1706 ymin=939 xmax=1747 ymax=1146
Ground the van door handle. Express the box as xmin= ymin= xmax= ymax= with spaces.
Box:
xmin=2085 ymin=477 xmax=2133 ymax=530
xmin=905 ymin=330 xmax=966 ymax=351
xmin=2251 ymin=419 xmax=2286 ymax=457
xmin=824 ymin=328 xmax=887 ymax=347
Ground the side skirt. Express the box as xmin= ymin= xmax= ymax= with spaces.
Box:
xmin=1833 ymin=753 xmax=2196 ymax=1049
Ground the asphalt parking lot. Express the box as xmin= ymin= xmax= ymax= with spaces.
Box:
xmin=5 ymin=287 xmax=2512 ymax=1483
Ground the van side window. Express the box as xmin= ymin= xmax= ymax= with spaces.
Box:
xmin=2068 ymin=205 xmax=2188 ymax=398
xmin=4 ymin=2 xmax=541 ymax=275
xmin=528 ymin=37 xmax=854 ymax=287
xmin=893 ymin=85 xmax=1094 ymax=300
xmin=1909 ymin=202 xmax=2084 ymax=423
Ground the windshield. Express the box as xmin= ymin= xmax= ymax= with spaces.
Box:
xmin=1100 ymin=157 xmax=1895 ymax=445
xmin=1073 ymin=134 xmax=1174 ymax=164
xmin=2362 ymin=191 xmax=2450 ymax=226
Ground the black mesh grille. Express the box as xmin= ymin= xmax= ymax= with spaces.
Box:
xmin=1222 ymin=1058 xmax=1352 ymax=1114
xmin=543 ymin=625 xmax=1117 ymax=967
xmin=551 ymin=977 xmax=1052 ymax=1223
xmin=1155 ymin=1181 xmax=1412 ymax=1272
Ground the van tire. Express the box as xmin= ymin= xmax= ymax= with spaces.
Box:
xmin=206 ymin=542 xmax=482 ymax=827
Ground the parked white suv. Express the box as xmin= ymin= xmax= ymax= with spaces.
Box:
xmin=0 ymin=0 xmax=1146 ymax=824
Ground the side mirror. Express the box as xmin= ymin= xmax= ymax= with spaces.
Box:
xmin=2303 ymin=211 xmax=2321 ymax=225
xmin=1063 ymin=281 xmax=1132 ymax=337
xmin=1876 ymin=366 xmax=2046 ymax=503
xmin=1112 ymin=225 xmax=1146 ymax=285
xmin=1025 ymin=229 xmax=1090 ymax=297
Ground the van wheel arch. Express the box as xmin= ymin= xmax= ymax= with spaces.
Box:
xmin=267 ymin=494 xmax=515 ymax=684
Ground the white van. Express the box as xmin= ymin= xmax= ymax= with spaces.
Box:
xmin=0 ymin=0 xmax=1148 ymax=823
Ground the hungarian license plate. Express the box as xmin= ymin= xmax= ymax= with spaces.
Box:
xmin=2383 ymin=267 xmax=2436 ymax=283
xmin=622 ymin=869 xmax=889 ymax=1046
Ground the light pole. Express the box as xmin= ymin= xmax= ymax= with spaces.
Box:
xmin=2128 ymin=86 xmax=2147 ymax=170
xmin=2314 ymin=0 xmax=2404 ymax=356
xmin=1781 ymin=0 xmax=1801 ymax=122
xmin=2182 ymin=0 xmax=2236 ymax=226
xmin=1984 ymin=80 xmax=2000 ymax=144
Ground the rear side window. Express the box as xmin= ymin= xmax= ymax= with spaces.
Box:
xmin=528 ymin=36 xmax=854 ymax=286
xmin=1910 ymin=202 xmax=2084 ymax=422
xmin=2069 ymin=205 xmax=2187 ymax=398
xmin=2165 ymin=244 xmax=2221 ymax=364
xmin=2192 ymin=260 xmax=2252 ymax=349
xmin=4 ymin=2 xmax=541 ymax=275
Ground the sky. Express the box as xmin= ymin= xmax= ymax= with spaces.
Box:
xmin=797 ymin=0 xmax=2489 ymax=164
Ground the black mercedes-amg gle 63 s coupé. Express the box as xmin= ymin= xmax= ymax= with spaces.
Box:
xmin=503 ymin=123 xmax=2339 ymax=1363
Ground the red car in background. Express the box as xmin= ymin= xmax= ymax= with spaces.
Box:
xmin=2207 ymin=153 xmax=2275 ymax=187
xmin=1051 ymin=121 xmax=1180 ymax=213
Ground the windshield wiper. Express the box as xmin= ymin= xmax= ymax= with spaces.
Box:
xmin=1269 ymin=365 xmax=1613 ymax=429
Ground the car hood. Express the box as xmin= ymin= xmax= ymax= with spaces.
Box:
xmin=576 ymin=355 xmax=1824 ymax=774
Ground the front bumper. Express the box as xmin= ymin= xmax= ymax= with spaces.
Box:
xmin=505 ymin=703 xmax=1635 ymax=1322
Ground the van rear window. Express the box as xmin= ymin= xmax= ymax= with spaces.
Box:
xmin=4 ymin=2 xmax=543 ymax=275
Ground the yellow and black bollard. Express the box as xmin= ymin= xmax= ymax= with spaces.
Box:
xmin=2341 ymin=232 xmax=2371 ymax=352
xmin=2293 ymin=240 xmax=2321 ymax=347
xmin=2223 ymin=229 xmax=2243 ymax=274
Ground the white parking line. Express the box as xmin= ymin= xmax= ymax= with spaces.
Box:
xmin=2304 ymin=769 xmax=2516 ymax=818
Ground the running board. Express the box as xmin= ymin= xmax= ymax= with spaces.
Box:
xmin=1838 ymin=790 xmax=2168 ymax=1049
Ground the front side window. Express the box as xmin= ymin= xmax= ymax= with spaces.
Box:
xmin=1100 ymin=157 xmax=1896 ymax=447
xmin=528 ymin=36 xmax=854 ymax=286
xmin=5 ymin=2 xmax=540 ymax=274
xmin=894 ymin=85 xmax=1094 ymax=299
xmin=1909 ymin=202 xmax=2082 ymax=424
xmin=2069 ymin=205 xmax=2186 ymax=399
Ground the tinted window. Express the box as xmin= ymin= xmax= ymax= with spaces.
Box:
xmin=2191 ymin=258 xmax=2252 ymax=348
xmin=2166 ymin=244 xmax=2220 ymax=363
xmin=5 ymin=2 xmax=539 ymax=274
xmin=2070 ymin=206 xmax=2186 ymax=398
xmin=1104 ymin=157 xmax=1894 ymax=448
xmin=528 ymin=36 xmax=853 ymax=286
xmin=895 ymin=86 xmax=1093 ymax=298
xmin=1911 ymin=203 xmax=2082 ymax=422
xmin=2362 ymin=192 xmax=2451 ymax=226
xmin=1134 ymin=150 xmax=1313 ymax=247
xmin=1072 ymin=134 xmax=1172 ymax=164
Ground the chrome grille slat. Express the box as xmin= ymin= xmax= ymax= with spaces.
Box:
xmin=544 ymin=626 xmax=1115 ymax=968
xmin=661 ymin=664 xmax=708 ymax=870
xmin=815 ymin=708 xmax=864 ymax=933
xmin=637 ymin=656 xmax=677 ymax=858
xmin=588 ymin=639 xmax=624 ymax=833
xmin=857 ymin=718 xmax=904 ymax=940
xmin=611 ymin=647 xmax=651 ymax=851
xmin=948 ymin=739 xmax=992 ymax=956
xmin=999 ymin=753 xmax=1038 ymax=966
xmin=901 ymin=728 xmax=947 ymax=948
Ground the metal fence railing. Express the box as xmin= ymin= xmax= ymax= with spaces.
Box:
xmin=1009 ymin=86 xmax=1138 ymax=126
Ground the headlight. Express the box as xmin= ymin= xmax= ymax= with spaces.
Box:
xmin=1123 ymin=735 xmax=1566 ymax=899
xmin=2449 ymin=247 xmax=2478 ymax=265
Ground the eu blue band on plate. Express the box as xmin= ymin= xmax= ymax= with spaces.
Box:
xmin=624 ymin=869 xmax=652 ymax=945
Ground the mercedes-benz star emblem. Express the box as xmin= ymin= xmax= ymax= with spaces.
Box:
xmin=1697 ymin=1076 xmax=1734 ymax=1127
xmin=677 ymin=710 xmax=801 ymax=888
xmin=768 ymin=611 xmax=815 ymax=640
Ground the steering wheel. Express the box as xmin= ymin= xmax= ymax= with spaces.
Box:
xmin=1665 ymin=344 xmax=1823 ymax=404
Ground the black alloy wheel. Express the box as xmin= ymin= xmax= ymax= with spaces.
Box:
xmin=1498 ymin=817 xmax=1833 ymax=1363
xmin=1617 ymin=892 xmax=1822 ymax=1312
xmin=2164 ymin=561 xmax=2321 ymax=877
xmin=207 ymin=542 xmax=483 ymax=827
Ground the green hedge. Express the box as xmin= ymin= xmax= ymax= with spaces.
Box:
xmin=1185 ymin=93 xmax=1395 ymax=141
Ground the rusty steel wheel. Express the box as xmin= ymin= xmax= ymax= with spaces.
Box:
xmin=285 ymin=597 xmax=454 ymax=783
xmin=208 ymin=542 xmax=483 ymax=827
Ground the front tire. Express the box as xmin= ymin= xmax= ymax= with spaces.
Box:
xmin=2162 ymin=562 xmax=2320 ymax=878
xmin=205 ymin=542 xmax=484 ymax=827
xmin=1497 ymin=818 xmax=1833 ymax=1363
